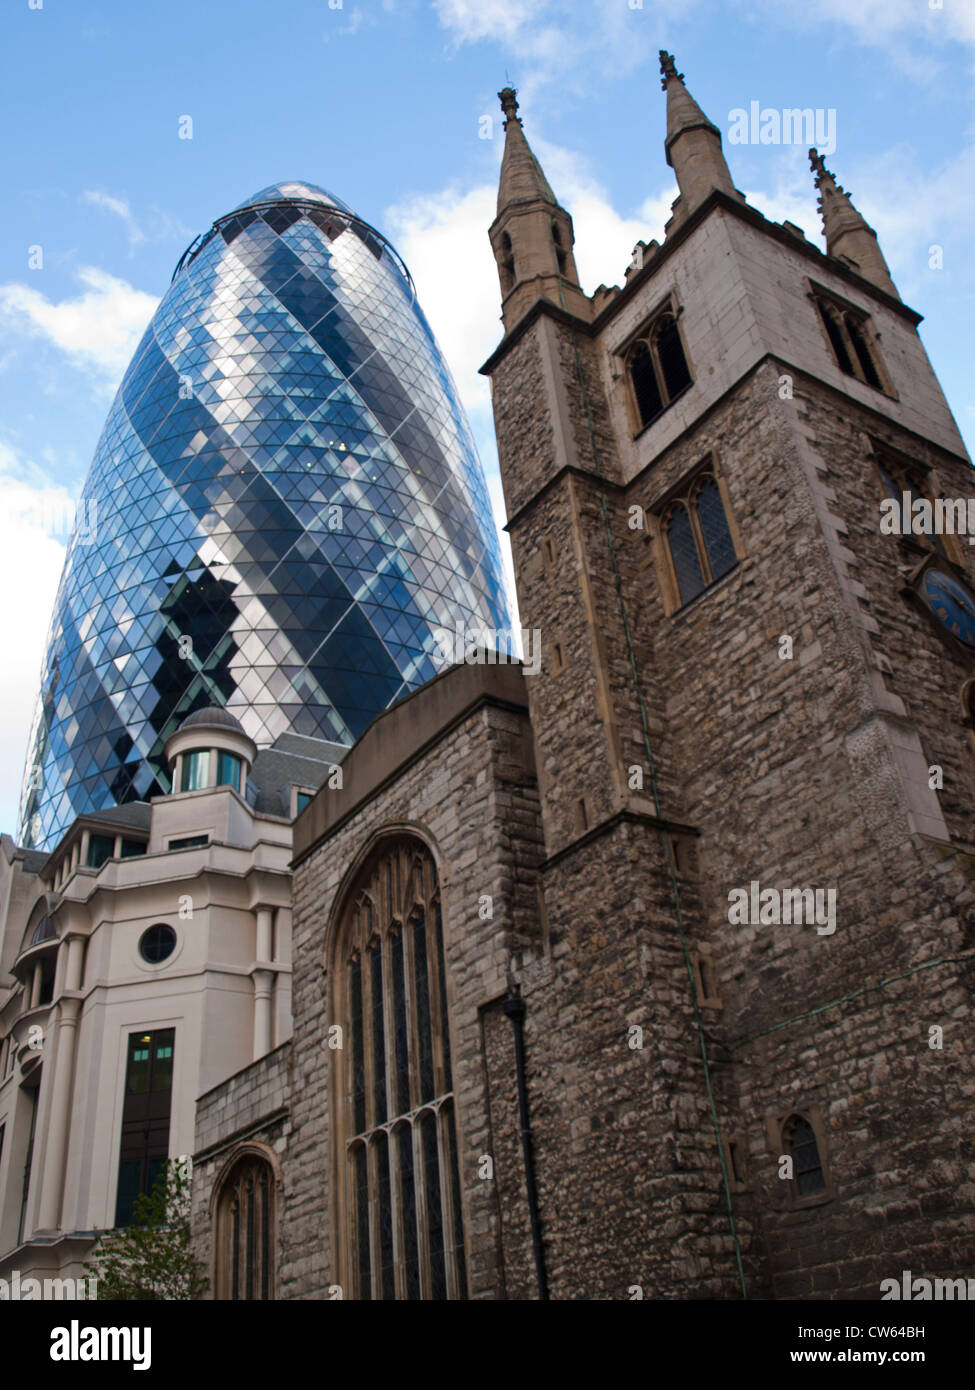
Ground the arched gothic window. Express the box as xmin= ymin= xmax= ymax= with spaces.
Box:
xmin=661 ymin=472 xmax=738 ymax=607
xmin=625 ymin=307 xmax=692 ymax=431
xmin=214 ymin=1152 xmax=276 ymax=1300
xmin=336 ymin=837 xmax=467 ymax=1300
xmin=815 ymin=294 xmax=887 ymax=392
xmin=875 ymin=455 xmax=947 ymax=557
xmin=783 ymin=1114 xmax=825 ymax=1197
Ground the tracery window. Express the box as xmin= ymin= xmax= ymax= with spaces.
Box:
xmin=336 ymin=837 xmax=467 ymax=1300
xmin=214 ymin=1152 xmax=275 ymax=1300
xmin=661 ymin=471 xmax=738 ymax=607
xmin=625 ymin=306 xmax=692 ymax=431
xmin=814 ymin=291 xmax=888 ymax=392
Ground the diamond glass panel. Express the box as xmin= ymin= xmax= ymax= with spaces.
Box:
xmin=19 ymin=182 xmax=510 ymax=848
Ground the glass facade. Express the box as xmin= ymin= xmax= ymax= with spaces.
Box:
xmin=19 ymin=181 xmax=509 ymax=849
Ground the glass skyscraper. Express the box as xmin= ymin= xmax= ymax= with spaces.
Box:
xmin=19 ymin=181 xmax=509 ymax=850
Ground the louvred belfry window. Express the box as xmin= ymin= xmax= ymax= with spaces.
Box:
xmin=813 ymin=290 xmax=888 ymax=393
xmin=336 ymin=837 xmax=467 ymax=1300
xmin=625 ymin=307 xmax=693 ymax=431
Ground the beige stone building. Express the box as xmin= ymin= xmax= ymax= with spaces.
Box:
xmin=186 ymin=55 xmax=975 ymax=1300
xmin=0 ymin=707 xmax=342 ymax=1285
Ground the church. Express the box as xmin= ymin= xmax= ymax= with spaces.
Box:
xmin=2 ymin=51 xmax=973 ymax=1301
xmin=187 ymin=55 xmax=975 ymax=1299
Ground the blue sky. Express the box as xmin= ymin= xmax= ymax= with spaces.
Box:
xmin=1 ymin=0 xmax=973 ymax=835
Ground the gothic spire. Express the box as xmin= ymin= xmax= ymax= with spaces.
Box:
xmin=809 ymin=149 xmax=899 ymax=299
xmin=496 ymin=86 xmax=558 ymax=216
xmin=490 ymin=88 xmax=589 ymax=330
xmin=659 ymin=51 xmax=741 ymax=229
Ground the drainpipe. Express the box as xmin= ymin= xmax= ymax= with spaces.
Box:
xmin=502 ymin=982 xmax=548 ymax=1300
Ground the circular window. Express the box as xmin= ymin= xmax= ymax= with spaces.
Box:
xmin=139 ymin=924 xmax=177 ymax=964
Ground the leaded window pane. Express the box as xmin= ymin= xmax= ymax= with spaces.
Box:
xmin=354 ymin=1145 xmax=371 ymax=1300
xmin=421 ymin=1110 xmax=447 ymax=1300
xmin=413 ymin=908 xmax=435 ymax=1105
xmin=350 ymin=956 xmax=365 ymax=1134
xmin=435 ymin=900 xmax=451 ymax=1090
xmin=397 ymin=1125 xmax=421 ymax=1300
xmin=695 ymin=479 xmax=736 ymax=583
xmin=666 ymin=505 xmax=706 ymax=605
xmin=392 ymin=930 xmax=410 ymax=1115
xmin=445 ymin=1103 xmax=468 ymax=1300
xmin=370 ymin=939 xmax=387 ymax=1124
xmin=376 ymin=1133 xmax=395 ymax=1300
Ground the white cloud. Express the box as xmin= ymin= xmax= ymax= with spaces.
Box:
xmin=0 ymin=266 xmax=157 ymax=384
xmin=757 ymin=0 xmax=975 ymax=52
xmin=386 ymin=183 xmax=501 ymax=416
xmin=534 ymin=141 xmax=677 ymax=288
xmin=83 ymin=190 xmax=146 ymax=247
xmin=0 ymin=444 xmax=72 ymax=837
xmin=724 ymin=0 xmax=974 ymax=80
xmin=385 ymin=147 xmax=677 ymax=630
xmin=433 ymin=0 xmax=705 ymax=107
xmin=385 ymin=149 xmax=676 ymax=412
xmin=434 ymin=0 xmax=546 ymax=44
xmin=322 ymin=4 xmax=369 ymax=41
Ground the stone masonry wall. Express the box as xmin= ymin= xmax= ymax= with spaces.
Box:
xmin=284 ymin=692 xmax=544 ymax=1299
xmin=191 ymin=1042 xmax=292 ymax=1298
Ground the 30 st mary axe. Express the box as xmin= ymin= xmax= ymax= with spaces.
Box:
xmin=19 ymin=181 xmax=509 ymax=849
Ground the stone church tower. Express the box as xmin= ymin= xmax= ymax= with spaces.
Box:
xmin=479 ymin=55 xmax=975 ymax=1297
xmin=188 ymin=56 xmax=975 ymax=1301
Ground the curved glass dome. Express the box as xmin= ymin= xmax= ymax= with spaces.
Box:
xmin=19 ymin=181 xmax=510 ymax=849
xmin=232 ymin=181 xmax=351 ymax=213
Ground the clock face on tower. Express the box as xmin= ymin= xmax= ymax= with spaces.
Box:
xmin=920 ymin=568 xmax=975 ymax=648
